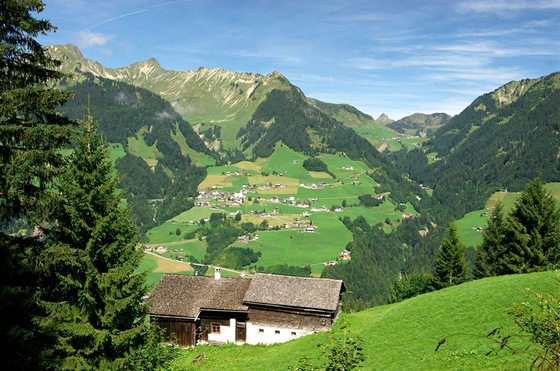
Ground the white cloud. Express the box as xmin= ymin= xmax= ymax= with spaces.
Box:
xmin=155 ymin=111 xmax=174 ymax=120
xmin=458 ymin=0 xmax=560 ymax=14
xmin=77 ymin=30 xmax=109 ymax=47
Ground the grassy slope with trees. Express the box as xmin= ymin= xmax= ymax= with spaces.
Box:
xmin=171 ymin=270 xmax=559 ymax=370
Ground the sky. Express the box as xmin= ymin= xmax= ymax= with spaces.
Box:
xmin=37 ymin=0 xmax=560 ymax=120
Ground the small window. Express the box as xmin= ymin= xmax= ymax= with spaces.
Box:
xmin=258 ymin=328 xmax=264 ymax=333
xmin=211 ymin=323 xmax=221 ymax=334
xmin=291 ymin=331 xmax=297 ymax=336
xmin=275 ymin=330 xmax=280 ymax=335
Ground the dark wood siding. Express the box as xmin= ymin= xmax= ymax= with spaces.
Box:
xmin=248 ymin=307 xmax=333 ymax=332
xmin=155 ymin=318 xmax=196 ymax=347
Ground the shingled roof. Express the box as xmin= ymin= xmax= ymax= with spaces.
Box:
xmin=243 ymin=273 xmax=344 ymax=312
xmin=149 ymin=274 xmax=251 ymax=318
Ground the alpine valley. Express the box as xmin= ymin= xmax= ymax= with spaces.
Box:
xmin=47 ymin=44 xmax=560 ymax=307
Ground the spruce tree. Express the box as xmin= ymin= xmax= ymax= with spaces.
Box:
xmin=0 ymin=2 xmax=72 ymax=368
xmin=500 ymin=178 xmax=560 ymax=273
xmin=474 ymin=203 xmax=507 ymax=278
xmin=0 ymin=0 xmax=72 ymax=220
xmin=37 ymin=118 xmax=171 ymax=369
xmin=432 ymin=222 xmax=468 ymax=289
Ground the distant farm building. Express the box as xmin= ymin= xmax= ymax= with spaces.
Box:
xmin=148 ymin=271 xmax=344 ymax=347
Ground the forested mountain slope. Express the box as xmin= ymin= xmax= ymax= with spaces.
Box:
xmin=391 ymin=72 xmax=560 ymax=217
xmin=59 ymin=74 xmax=213 ymax=233
xmin=48 ymin=44 xmax=393 ymax=154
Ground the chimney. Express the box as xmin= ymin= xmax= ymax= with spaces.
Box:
xmin=214 ymin=268 xmax=221 ymax=280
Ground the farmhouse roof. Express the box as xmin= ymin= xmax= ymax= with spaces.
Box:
xmin=149 ymin=274 xmax=251 ymax=318
xmin=243 ymin=273 xmax=344 ymax=312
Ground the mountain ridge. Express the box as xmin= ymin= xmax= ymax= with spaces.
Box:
xmin=391 ymin=71 xmax=560 ymax=217
xmin=47 ymin=44 xmax=398 ymax=151
xmin=387 ymin=112 xmax=451 ymax=136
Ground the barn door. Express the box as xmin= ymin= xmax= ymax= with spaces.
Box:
xmin=236 ymin=321 xmax=246 ymax=343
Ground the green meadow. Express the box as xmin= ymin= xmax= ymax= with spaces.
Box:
xmin=170 ymin=270 xmax=559 ymax=370
xmin=142 ymin=144 xmax=419 ymax=278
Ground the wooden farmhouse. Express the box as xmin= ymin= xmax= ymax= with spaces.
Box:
xmin=148 ymin=270 xmax=345 ymax=347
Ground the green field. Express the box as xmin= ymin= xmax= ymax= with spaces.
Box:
xmin=141 ymin=144 xmax=419 ymax=280
xmin=169 ymin=270 xmax=559 ymax=370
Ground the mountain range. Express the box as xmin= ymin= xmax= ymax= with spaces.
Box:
xmin=48 ymin=43 xmax=560 ymax=224
xmin=46 ymin=43 xmax=560 ymax=306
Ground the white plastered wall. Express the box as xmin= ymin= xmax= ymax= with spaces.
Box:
xmin=245 ymin=322 xmax=313 ymax=345
xmin=207 ymin=318 xmax=237 ymax=343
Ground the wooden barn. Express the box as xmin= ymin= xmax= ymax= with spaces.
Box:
xmin=242 ymin=273 xmax=344 ymax=345
xmin=148 ymin=270 xmax=344 ymax=347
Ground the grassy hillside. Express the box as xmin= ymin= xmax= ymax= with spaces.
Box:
xmin=170 ymin=270 xmax=559 ymax=370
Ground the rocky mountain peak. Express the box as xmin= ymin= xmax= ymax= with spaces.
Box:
xmin=376 ymin=113 xmax=393 ymax=124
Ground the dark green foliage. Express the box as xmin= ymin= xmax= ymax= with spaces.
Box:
xmin=507 ymin=178 xmax=560 ymax=269
xmin=322 ymin=224 xmax=402 ymax=309
xmin=323 ymin=215 xmax=444 ymax=309
xmin=0 ymin=2 xmax=73 ymax=368
xmin=474 ymin=203 xmax=507 ymax=278
xmin=322 ymin=320 xmax=366 ymax=371
xmin=477 ymin=178 xmax=560 ymax=276
xmin=214 ymin=247 xmax=261 ymax=270
xmin=0 ymin=235 xmax=46 ymax=369
xmin=0 ymin=0 xmax=73 ymax=222
xmin=432 ymin=222 xmax=468 ymax=289
xmin=357 ymin=194 xmax=384 ymax=207
xmin=61 ymin=75 xmax=209 ymax=154
xmin=389 ymin=271 xmax=434 ymax=303
xmin=202 ymin=213 xmax=245 ymax=263
xmin=303 ymin=156 xmax=335 ymax=178
xmin=36 ymin=120 xmax=172 ymax=369
xmin=122 ymin=325 xmax=179 ymax=371
xmin=351 ymin=215 xmax=371 ymax=233
xmin=241 ymin=221 xmax=257 ymax=233
xmin=264 ymin=264 xmax=311 ymax=277
xmin=238 ymin=88 xmax=313 ymax=157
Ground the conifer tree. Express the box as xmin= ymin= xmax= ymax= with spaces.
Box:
xmin=474 ymin=203 xmax=507 ymax=278
xmin=0 ymin=2 xmax=72 ymax=368
xmin=0 ymin=0 xmax=72 ymax=220
xmin=37 ymin=118 xmax=172 ymax=369
xmin=499 ymin=178 xmax=560 ymax=273
xmin=432 ymin=222 xmax=468 ymax=289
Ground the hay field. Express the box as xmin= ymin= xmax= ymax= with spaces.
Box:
xmin=147 ymin=253 xmax=193 ymax=273
xmin=199 ymin=174 xmax=234 ymax=188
